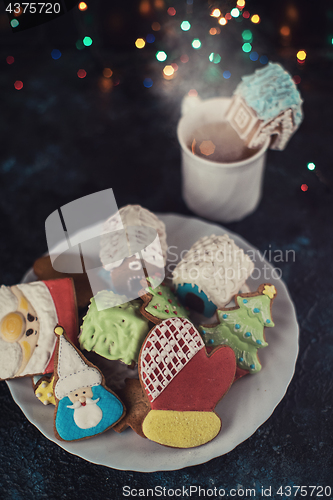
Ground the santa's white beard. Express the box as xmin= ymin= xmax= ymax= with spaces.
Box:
xmin=67 ymin=398 xmax=102 ymax=429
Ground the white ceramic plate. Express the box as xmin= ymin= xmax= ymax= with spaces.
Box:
xmin=6 ymin=214 xmax=299 ymax=471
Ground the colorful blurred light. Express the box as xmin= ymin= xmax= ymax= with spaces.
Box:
xmin=250 ymin=51 xmax=258 ymax=61
xmin=210 ymin=8 xmax=221 ymax=17
xmin=156 ymin=51 xmax=167 ymax=61
xmin=223 ymin=70 xmax=231 ymax=79
xmin=13 ymin=6 xmax=23 ymax=17
xmin=140 ymin=0 xmax=151 ymax=15
xmin=83 ymin=36 xmax=93 ymax=46
xmin=209 ymin=28 xmax=217 ymax=35
xmin=78 ymin=2 xmax=88 ymax=11
xmin=301 ymin=184 xmax=308 ymax=192
xmin=151 ymin=22 xmax=161 ymax=31
xmin=293 ymin=75 xmax=301 ymax=84
xmin=77 ymin=69 xmax=87 ymax=78
xmin=167 ymin=7 xmax=176 ymax=16
xmin=231 ymin=8 xmax=240 ymax=18
xmin=76 ymin=40 xmax=84 ymax=50
xmin=171 ymin=63 xmax=178 ymax=71
xmin=103 ymin=68 xmax=113 ymax=78
xmin=143 ymin=78 xmax=153 ymax=88
xmin=14 ymin=80 xmax=23 ymax=90
xmin=219 ymin=17 xmax=227 ymax=25
xmin=180 ymin=54 xmax=189 ymax=63
xmin=10 ymin=19 xmax=19 ymax=28
xmin=192 ymin=38 xmax=201 ymax=49
xmin=297 ymin=50 xmax=306 ymax=61
xmin=163 ymin=65 xmax=175 ymax=77
xmin=307 ymin=162 xmax=316 ymax=171
xmin=225 ymin=13 xmax=232 ymax=20
xmin=188 ymin=89 xmax=198 ymax=97
xmin=154 ymin=0 xmax=164 ymax=8
xmin=135 ymin=38 xmax=146 ymax=48
xmin=146 ymin=34 xmax=155 ymax=43
xmin=237 ymin=0 xmax=246 ymax=8
xmin=242 ymin=43 xmax=252 ymax=53
xmin=251 ymin=14 xmax=260 ymax=23
xmin=242 ymin=29 xmax=252 ymax=41
xmin=99 ymin=77 xmax=113 ymax=93
xmin=181 ymin=20 xmax=191 ymax=31
xmin=209 ymin=52 xmax=221 ymax=64
xmin=260 ymin=55 xmax=268 ymax=64
xmin=242 ymin=10 xmax=250 ymax=18
xmin=51 ymin=49 xmax=62 ymax=60
xmin=280 ymin=26 xmax=290 ymax=36
xmin=6 ymin=56 xmax=14 ymax=64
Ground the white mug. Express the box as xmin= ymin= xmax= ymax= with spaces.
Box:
xmin=177 ymin=97 xmax=270 ymax=223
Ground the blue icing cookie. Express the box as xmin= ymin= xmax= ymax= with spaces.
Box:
xmin=55 ymin=385 xmax=124 ymax=441
xmin=176 ymin=283 xmax=217 ymax=317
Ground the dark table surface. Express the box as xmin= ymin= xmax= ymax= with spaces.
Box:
xmin=0 ymin=1 xmax=333 ymax=498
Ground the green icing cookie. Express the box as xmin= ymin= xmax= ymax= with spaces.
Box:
xmin=200 ymin=292 xmax=275 ymax=374
xmin=79 ymin=290 xmax=150 ymax=366
xmin=143 ymin=281 xmax=190 ymax=322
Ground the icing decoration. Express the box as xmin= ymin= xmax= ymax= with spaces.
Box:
xmin=262 ymin=284 xmax=277 ymax=299
xmin=34 ymin=375 xmax=56 ymax=406
xmin=53 ymin=325 xmax=125 ymax=441
xmin=139 ymin=317 xmax=236 ymax=448
xmin=172 ymin=234 xmax=254 ymax=312
xmin=175 ymin=283 xmax=217 ymax=317
xmin=199 ymin=284 xmax=276 ymax=374
xmin=79 ymin=290 xmax=150 ymax=365
xmin=226 ymin=62 xmax=303 ymax=150
xmin=140 ymin=279 xmax=190 ymax=324
xmin=100 ymin=205 xmax=168 ymax=271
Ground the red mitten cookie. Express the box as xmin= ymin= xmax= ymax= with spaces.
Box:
xmin=139 ymin=318 xmax=236 ymax=448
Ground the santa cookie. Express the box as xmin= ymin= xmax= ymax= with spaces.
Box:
xmin=53 ymin=325 xmax=125 ymax=441
xmin=139 ymin=318 xmax=236 ymax=448
xmin=0 ymin=279 xmax=78 ymax=381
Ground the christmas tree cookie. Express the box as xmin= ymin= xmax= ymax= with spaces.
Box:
xmin=200 ymin=284 xmax=277 ymax=375
xmin=140 ymin=279 xmax=190 ymax=324
xmin=79 ymin=290 xmax=150 ymax=366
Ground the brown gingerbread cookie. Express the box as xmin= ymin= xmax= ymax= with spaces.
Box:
xmin=33 ymin=255 xmax=92 ymax=309
xmin=113 ymin=378 xmax=150 ymax=438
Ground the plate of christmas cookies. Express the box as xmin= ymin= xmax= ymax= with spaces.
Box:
xmin=4 ymin=208 xmax=299 ymax=471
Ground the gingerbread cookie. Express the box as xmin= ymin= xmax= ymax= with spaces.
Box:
xmin=113 ymin=378 xmax=150 ymax=438
xmin=53 ymin=325 xmax=125 ymax=441
xmin=139 ymin=317 xmax=236 ymax=448
xmin=33 ymin=255 xmax=92 ymax=309
xmin=33 ymin=374 xmax=56 ymax=406
xmin=0 ymin=279 xmax=78 ymax=380
xmin=200 ymin=284 xmax=277 ymax=375
xmin=140 ymin=279 xmax=190 ymax=324
xmin=79 ymin=290 xmax=150 ymax=366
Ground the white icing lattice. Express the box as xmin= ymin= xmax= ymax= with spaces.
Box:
xmin=140 ymin=318 xmax=204 ymax=402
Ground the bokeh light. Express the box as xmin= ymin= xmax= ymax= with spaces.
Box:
xmin=188 ymin=89 xmax=198 ymax=97
xmin=237 ymin=0 xmax=246 ymax=8
xmin=260 ymin=55 xmax=268 ymax=64
xmin=143 ymin=78 xmax=153 ymax=88
xmin=103 ymin=68 xmax=113 ymax=78
xmin=14 ymin=80 xmax=23 ymax=90
xmin=181 ymin=20 xmax=191 ymax=31
xmin=83 ymin=36 xmax=93 ymax=47
xmin=151 ymin=22 xmax=161 ymax=31
xmin=167 ymin=7 xmax=176 ymax=16
xmin=163 ymin=65 xmax=175 ymax=78
xmin=250 ymin=51 xmax=258 ymax=61
xmin=13 ymin=6 xmax=23 ymax=17
xmin=154 ymin=0 xmax=164 ymax=8
xmin=231 ymin=8 xmax=240 ymax=18
xmin=280 ymin=26 xmax=290 ymax=36
xmin=293 ymin=75 xmax=301 ymax=84
xmin=251 ymin=14 xmax=260 ymax=24
xmin=140 ymin=0 xmax=151 ymax=15
xmin=51 ymin=49 xmax=62 ymax=60
xmin=242 ymin=43 xmax=252 ymax=53
xmin=301 ymin=184 xmax=308 ymax=192
xmin=77 ymin=69 xmax=87 ymax=78
xmin=209 ymin=53 xmax=221 ymax=64
xmin=209 ymin=28 xmax=217 ymax=35
xmin=6 ymin=56 xmax=14 ymax=64
xmin=297 ymin=50 xmax=307 ymax=61
xmin=156 ymin=51 xmax=167 ymax=61
xmin=135 ymin=38 xmax=146 ymax=49
xmin=210 ymin=8 xmax=221 ymax=17
xmin=242 ymin=11 xmax=250 ymax=18
xmin=146 ymin=34 xmax=155 ymax=43
xmin=78 ymin=2 xmax=88 ymax=11
xmin=76 ymin=40 xmax=84 ymax=50
xmin=99 ymin=77 xmax=113 ymax=93
xmin=223 ymin=70 xmax=231 ymax=79
xmin=219 ymin=17 xmax=227 ymax=25
xmin=10 ymin=19 xmax=19 ymax=28
xmin=307 ymin=162 xmax=316 ymax=171
xmin=192 ymin=38 xmax=202 ymax=49
xmin=180 ymin=54 xmax=189 ymax=63
xmin=225 ymin=13 xmax=232 ymax=20
xmin=242 ymin=29 xmax=252 ymax=41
